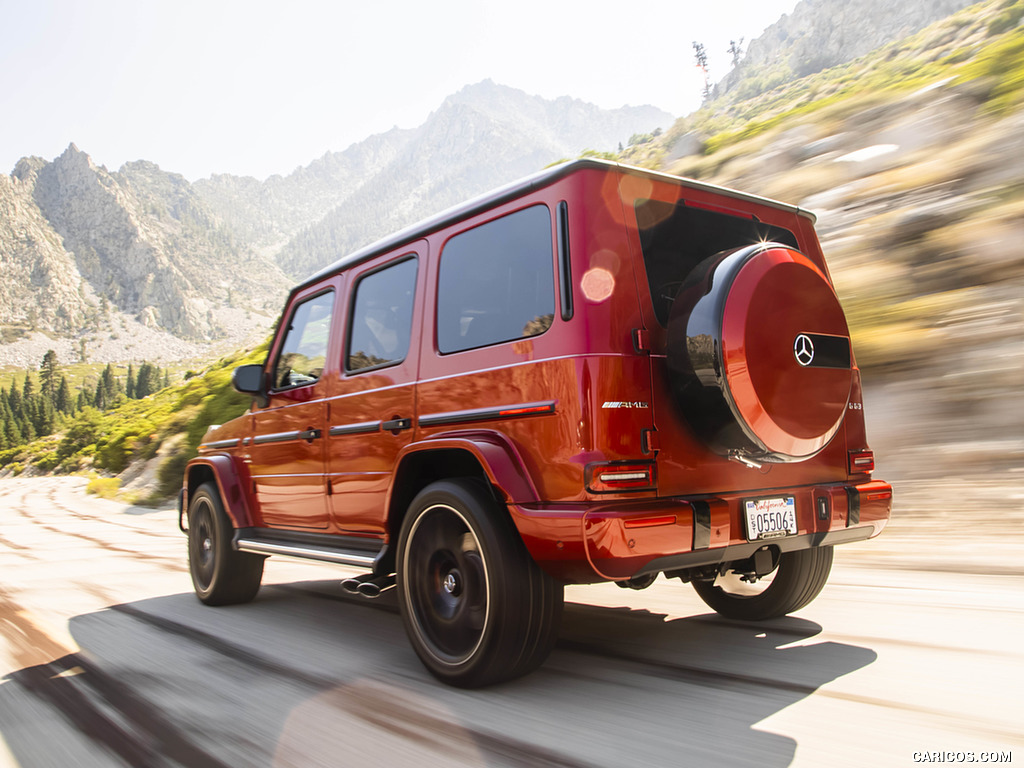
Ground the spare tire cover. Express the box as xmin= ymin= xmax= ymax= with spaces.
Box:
xmin=667 ymin=243 xmax=853 ymax=463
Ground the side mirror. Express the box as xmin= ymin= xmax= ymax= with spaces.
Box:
xmin=232 ymin=364 xmax=269 ymax=408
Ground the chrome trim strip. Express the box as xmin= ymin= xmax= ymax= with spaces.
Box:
xmin=235 ymin=539 xmax=377 ymax=567
xmin=200 ymin=438 xmax=240 ymax=450
xmin=329 ymin=421 xmax=382 ymax=437
xmin=419 ymin=400 xmax=555 ymax=428
xmin=252 ymin=431 xmax=301 ymax=445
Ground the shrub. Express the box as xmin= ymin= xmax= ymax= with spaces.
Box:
xmin=157 ymin=450 xmax=192 ymax=498
xmin=34 ymin=453 xmax=60 ymax=471
xmin=86 ymin=476 xmax=120 ymax=499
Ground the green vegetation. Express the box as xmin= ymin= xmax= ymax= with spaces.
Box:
xmin=1 ymin=343 xmax=267 ymax=503
xmin=648 ymin=0 xmax=1024 ymax=164
xmin=86 ymin=474 xmax=121 ymax=499
xmin=958 ymin=25 xmax=1024 ymax=113
xmin=1 ymin=353 xmax=176 ymax=455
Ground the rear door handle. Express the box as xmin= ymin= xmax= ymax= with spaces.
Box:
xmin=382 ymin=418 xmax=412 ymax=432
xmin=298 ymin=428 xmax=322 ymax=442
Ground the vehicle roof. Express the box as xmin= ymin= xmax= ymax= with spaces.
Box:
xmin=292 ymin=158 xmax=816 ymax=296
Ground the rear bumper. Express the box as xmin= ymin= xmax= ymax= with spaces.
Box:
xmin=509 ymin=479 xmax=892 ymax=583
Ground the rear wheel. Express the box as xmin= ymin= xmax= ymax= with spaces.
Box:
xmin=691 ymin=546 xmax=833 ymax=621
xmin=187 ymin=482 xmax=264 ymax=606
xmin=397 ymin=479 xmax=563 ymax=687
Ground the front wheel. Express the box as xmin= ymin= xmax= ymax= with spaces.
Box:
xmin=397 ymin=479 xmax=563 ymax=688
xmin=691 ymin=546 xmax=833 ymax=621
xmin=187 ymin=482 xmax=264 ymax=606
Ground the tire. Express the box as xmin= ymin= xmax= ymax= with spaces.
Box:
xmin=187 ymin=482 xmax=264 ymax=606
xmin=691 ymin=546 xmax=833 ymax=621
xmin=397 ymin=479 xmax=563 ymax=688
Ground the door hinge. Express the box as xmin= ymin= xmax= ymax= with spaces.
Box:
xmin=642 ymin=428 xmax=660 ymax=455
xmin=632 ymin=328 xmax=650 ymax=354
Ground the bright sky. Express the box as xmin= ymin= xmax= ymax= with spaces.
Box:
xmin=0 ymin=0 xmax=800 ymax=181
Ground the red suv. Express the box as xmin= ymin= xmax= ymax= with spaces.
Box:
xmin=180 ymin=159 xmax=891 ymax=687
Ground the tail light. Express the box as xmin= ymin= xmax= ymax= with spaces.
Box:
xmin=585 ymin=461 xmax=656 ymax=494
xmin=848 ymin=449 xmax=875 ymax=474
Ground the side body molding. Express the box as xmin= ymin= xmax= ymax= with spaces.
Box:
xmin=184 ymin=454 xmax=256 ymax=529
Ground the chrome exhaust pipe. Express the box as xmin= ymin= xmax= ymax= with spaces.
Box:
xmin=341 ymin=574 xmax=375 ymax=594
xmin=357 ymin=575 xmax=396 ymax=599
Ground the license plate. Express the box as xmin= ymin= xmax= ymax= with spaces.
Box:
xmin=744 ymin=497 xmax=797 ymax=541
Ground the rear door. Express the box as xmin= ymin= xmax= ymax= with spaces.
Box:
xmin=248 ymin=282 xmax=338 ymax=529
xmin=326 ymin=246 xmax=424 ymax=534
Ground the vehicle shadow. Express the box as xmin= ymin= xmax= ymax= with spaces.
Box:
xmin=0 ymin=580 xmax=876 ymax=768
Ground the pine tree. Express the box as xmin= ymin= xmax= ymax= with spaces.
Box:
xmin=39 ymin=350 xmax=59 ymax=402
xmin=0 ymin=396 xmax=11 ymax=450
xmin=33 ymin=397 xmax=54 ymax=437
xmin=19 ymin=415 xmax=35 ymax=443
xmin=56 ymin=376 xmax=72 ymax=414
xmin=97 ymin=364 xmax=117 ymax=409
xmin=5 ymin=415 xmax=23 ymax=446
xmin=126 ymin=363 xmax=135 ymax=399
xmin=8 ymin=380 xmax=23 ymax=420
xmin=693 ymin=41 xmax=711 ymax=101
xmin=135 ymin=362 xmax=160 ymax=398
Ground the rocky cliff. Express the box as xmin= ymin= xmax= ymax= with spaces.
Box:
xmin=715 ymin=0 xmax=979 ymax=102
xmin=273 ymin=81 xmax=672 ymax=279
xmin=0 ymin=145 xmax=288 ymax=365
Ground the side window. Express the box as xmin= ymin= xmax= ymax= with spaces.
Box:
xmin=272 ymin=291 xmax=334 ymax=390
xmin=347 ymin=257 xmax=418 ymax=372
xmin=437 ymin=205 xmax=554 ymax=354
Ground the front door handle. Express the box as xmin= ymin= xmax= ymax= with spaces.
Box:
xmin=382 ymin=418 xmax=412 ymax=432
xmin=298 ymin=428 xmax=322 ymax=442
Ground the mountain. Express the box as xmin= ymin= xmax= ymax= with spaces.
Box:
xmin=0 ymin=145 xmax=288 ymax=366
xmin=714 ymin=0 xmax=979 ymax=103
xmin=193 ymin=126 xmax=415 ymax=254
xmin=223 ymin=80 xmax=671 ymax=280
xmin=0 ymin=82 xmax=670 ymax=365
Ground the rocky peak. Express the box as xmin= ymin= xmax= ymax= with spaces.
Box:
xmin=715 ymin=0 xmax=979 ymax=101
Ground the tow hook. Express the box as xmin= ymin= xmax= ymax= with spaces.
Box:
xmin=728 ymin=451 xmax=764 ymax=470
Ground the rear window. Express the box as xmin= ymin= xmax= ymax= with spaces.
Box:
xmin=635 ymin=199 xmax=799 ymax=328
xmin=437 ymin=205 xmax=555 ymax=354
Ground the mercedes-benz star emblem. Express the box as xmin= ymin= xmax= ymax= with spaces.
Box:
xmin=794 ymin=334 xmax=815 ymax=366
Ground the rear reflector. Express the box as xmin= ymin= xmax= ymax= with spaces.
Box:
xmin=624 ymin=515 xmax=676 ymax=529
xmin=585 ymin=462 xmax=656 ymax=493
xmin=848 ymin=449 xmax=875 ymax=474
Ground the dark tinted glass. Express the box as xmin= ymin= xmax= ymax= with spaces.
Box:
xmin=347 ymin=257 xmax=418 ymax=372
xmin=635 ymin=199 xmax=799 ymax=327
xmin=272 ymin=291 xmax=334 ymax=389
xmin=437 ymin=206 xmax=554 ymax=354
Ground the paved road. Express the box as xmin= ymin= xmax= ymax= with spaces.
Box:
xmin=1 ymin=476 xmax=1021 ymax=767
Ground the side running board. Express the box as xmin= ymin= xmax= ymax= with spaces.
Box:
xmin=234 ymin=528 xmax=385 ymax=570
